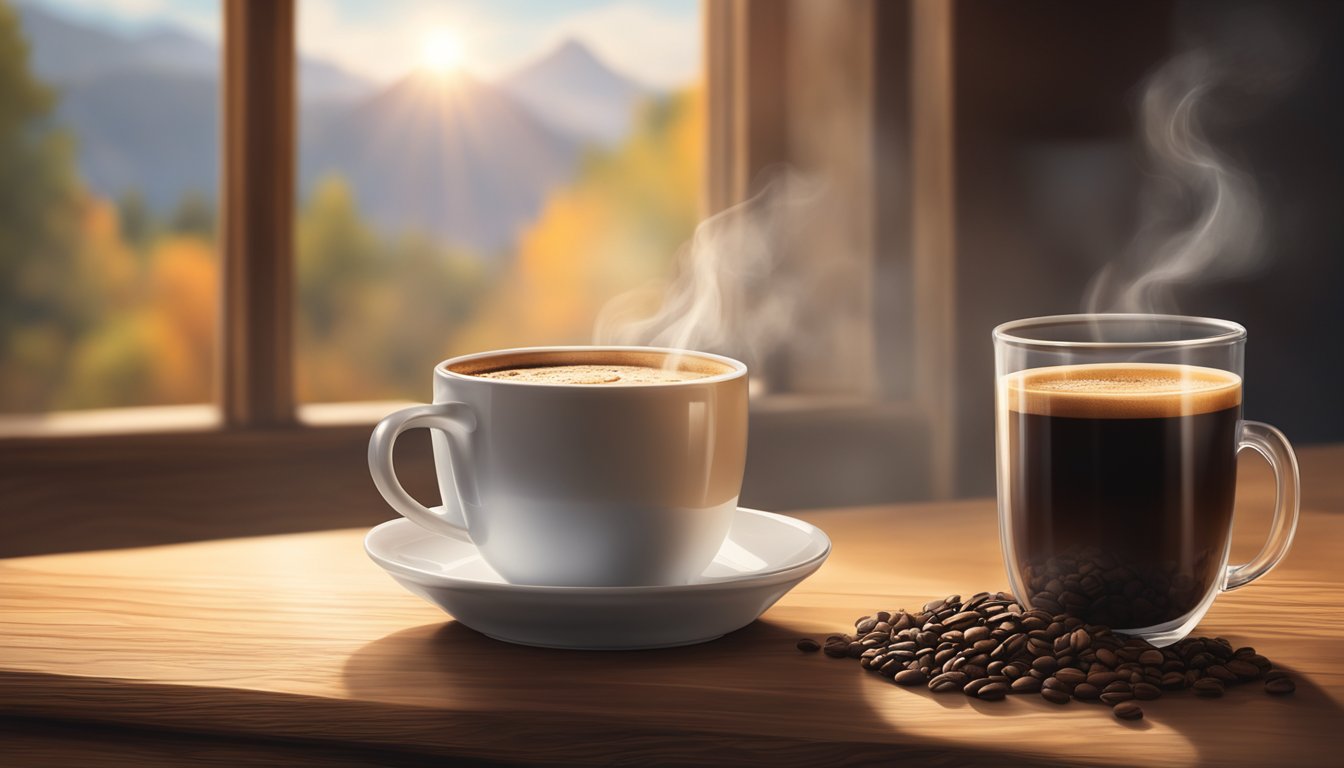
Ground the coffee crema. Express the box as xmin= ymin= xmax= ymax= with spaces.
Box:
xmin=1003 ymin=363 xmax=1242 ymax=630
xmin=473 ymin=364 xmax=711 ymax=385
xmin=1004 ymin=362 xmax=1241 ymax=418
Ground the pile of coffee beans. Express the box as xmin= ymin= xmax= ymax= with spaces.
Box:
xmin=796 ymin=592 xmax=1294 ymax=721
xmin=1021 ymin=548 xmax=1212 ymax=629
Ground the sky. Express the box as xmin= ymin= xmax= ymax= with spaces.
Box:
xmin=30 ymin=0 xmax=702 ymax=88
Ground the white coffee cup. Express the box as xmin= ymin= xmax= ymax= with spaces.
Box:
xmin=368 ymin=346 xmax=749 ymax=587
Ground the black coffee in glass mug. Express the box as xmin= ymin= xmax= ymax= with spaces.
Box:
xmin=994 ymin=315 xmax=1299 ymax=646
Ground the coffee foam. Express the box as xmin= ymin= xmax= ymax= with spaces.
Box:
xmin=1005 ymin=363 xmax=1241 ymax=418
xmin=475 ymin=364 xmax=709 ymax=385
xmin=448 ymin=349 xmax=734 ymax=385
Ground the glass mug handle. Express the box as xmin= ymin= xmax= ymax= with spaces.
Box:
xmin=368 ymin=403 xmax=479 ymax=543
xmin=1224 ymin=421 xmax=1301 ymax=591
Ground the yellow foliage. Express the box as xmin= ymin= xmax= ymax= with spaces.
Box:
xmin=55 ymin=226 xmax=217 ymax=409
xmin=454 ymin=88 xmax=703 ymax=354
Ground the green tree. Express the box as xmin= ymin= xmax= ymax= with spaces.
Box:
xmin=0 ymin=1 xmax=83 ymax=409
xmin=295 ymin=174 xmax=490 ymax=402
xmin=117 ymin=188 xmax=156 ymax=251
xmin=168 ymin=189 xmax=215 ymax=238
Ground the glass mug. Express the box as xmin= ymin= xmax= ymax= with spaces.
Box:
xmin=993 ymin=314 xmax=1299 ymax=646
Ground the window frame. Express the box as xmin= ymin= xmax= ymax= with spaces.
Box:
xmin=0 ymin=0 xmax=958 ymax=556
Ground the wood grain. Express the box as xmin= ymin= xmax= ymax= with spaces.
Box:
xmin=2 ymin=445 xmax=1342 ymax=764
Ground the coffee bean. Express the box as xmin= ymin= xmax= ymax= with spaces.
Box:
xmin=943 ymin=611 xmax=982 ymax=632
xmin=1032 ymin=657 xmax=1059 ymax=675
xmin=1042 ymin=676 xmax=1074 ymax=694
xmin=1073 ymin=683 xmax=1101 ymax=701
xmin=1100 ymin=691 xmax=1134 ymax=705
xmin=929 ymin=671 xmax=967 ymax=692
xmin=1160 ymin=671 xmax=1186 ymax=690
xmin=1027 ymin=637 xmax=1053 ymax=657
xmin=963 ymin=625 xmax=991 ymax=644
xmin=963 ymin=678 xmax=994 ymax=697
xmin=1053 ymin=634 xmax=1073 ymax=655
xmin=1113 ymin=701 xmax=1143 ymax=721
xmin=1193 ymin=678 xmax=1225 ymax=698
xmin=977 ymin=682 xmax=1009 ymax=701
xmin=987 ymin=636 xmax=1018 ymax=660
xmin=1055 ymin=668 xmax=1086 ymax=686
xmin=1087 ymin=671 xmax=1121 ymax=687
xmin=894 ymin=669 xmax=928 ymax=686
xmin=1265 ymin=676 xmax=1296 ymax=695
xmin=813 ymin=593 xmax=1292 ymax=727
xmin=1070 ymin=628 xmax=1092 ymax=653
xmin=1011 ymin=676 xmax=1043 ymax=693
xmin=1132 ymin=683 xmax=1161 ymax=700
xmin=1227 ymin=660 xmax=1261 ymax=681
xmin=1040 ymin=687 xmax=1071 ymax=704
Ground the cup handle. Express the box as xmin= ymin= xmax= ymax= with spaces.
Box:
xmin=1224 ymin=421 xmax=1301 ymax=591
xmin=369 ymin=403 xmax=479 ymax=543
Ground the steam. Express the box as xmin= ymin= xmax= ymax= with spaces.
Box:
xmin=594 ymin=170 xmax=827 ymax=378
xmin=1086 ymin=10 xmax=1302 ymax=314
xmin=1085 ymin=52 xmax=1261 ymax=313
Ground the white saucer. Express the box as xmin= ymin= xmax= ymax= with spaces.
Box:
xmin=364 ymin=507 xmax=830 ymax=650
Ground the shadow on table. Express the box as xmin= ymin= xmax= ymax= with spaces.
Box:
xmin=343 ymin=619 xmax=1340 ymax=765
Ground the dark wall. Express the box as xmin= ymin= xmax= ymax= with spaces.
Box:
xmin=951 ymin=0 xmax=1344 ymax=496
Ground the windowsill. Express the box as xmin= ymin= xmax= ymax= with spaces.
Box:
xmin=0 ymin=395 xmax=918 ymax=440
xmin=0 ymin=404 xmax=221 ymax=439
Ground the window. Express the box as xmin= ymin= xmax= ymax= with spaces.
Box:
xmin=0 ymin=1 xmax=957 ymax=559
xmin=0 ymin=0 xmax=219 ymax=415
xmin=294 ymin=0 xmax=703 ymax=404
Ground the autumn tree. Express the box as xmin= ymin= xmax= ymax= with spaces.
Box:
xmin=0 ymin=0 xmax=83 ymax=409
xmin=455 ymin=89 xmax=702 ymax=352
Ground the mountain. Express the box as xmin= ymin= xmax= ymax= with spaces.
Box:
xmin=12 ymin=2 xmax=372 ymax=212
xmin=58 ymin=70 xmax=219 ymax=212
xmin=300 ymin=72 xmax=581 ymax=253
xmin=500 ymin=39 xmax=649 ymax=146
xmin=14 ymin=1 xmax=135 ymax=87
xmin=10 ymin=7 xmax=638 ymax=252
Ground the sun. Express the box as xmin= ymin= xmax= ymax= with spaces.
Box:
xmin=419 ymin=29 xmax=465 ymax=76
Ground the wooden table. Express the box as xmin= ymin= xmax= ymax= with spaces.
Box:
xmin=2 ymin=446 xmax=1342 ymax=766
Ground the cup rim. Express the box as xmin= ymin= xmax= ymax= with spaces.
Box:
xmin=434 ymin=345 xmax=748 ymax=388
xmin=992 ymin=313 xmax=1247 ymax=350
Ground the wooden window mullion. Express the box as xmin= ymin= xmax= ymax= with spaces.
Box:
xmin=220 ymin=0 xmax=297 ymax=428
